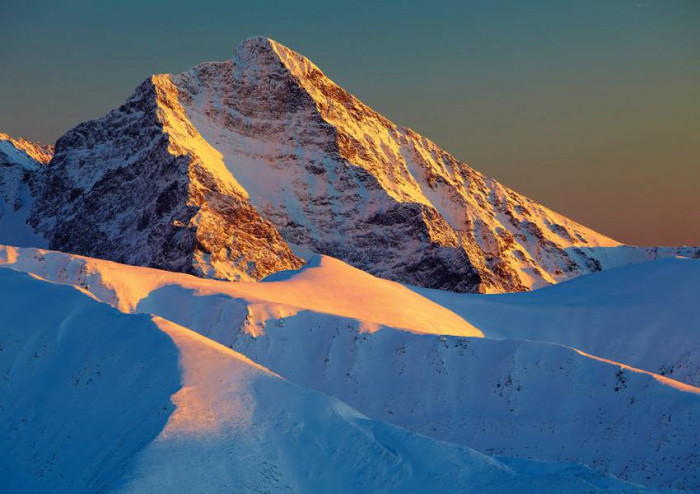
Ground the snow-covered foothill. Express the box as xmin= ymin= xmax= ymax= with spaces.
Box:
xmin=0 ymin=245 xmax=481 ymax=337
xmin=2 ymin=245 xmax=699 ymax=489
xmin=415 ymin=256 xmax=700 ymax=386
xmin=0 ymin=269 xmax=650 ymax=493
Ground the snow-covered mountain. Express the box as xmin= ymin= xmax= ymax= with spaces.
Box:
xmin=3 ymin=244 xmax=699 ymax=489
xmin=3 ymin=34 xmax=698 ymax=493
xmin=0 ymin=133 xmax=53 ymax=168
xmin=9 ymin=36 xmax=695 ymax=292
xmin=0 ymin=133 xmax=51 ymax=248
xmin=1 ymin=268 xmax=651 ymax=493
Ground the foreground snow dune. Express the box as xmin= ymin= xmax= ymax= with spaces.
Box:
xmin=2 ymin=245 xmax=700 ymax=489
xmin=0 ymin=269 xmax=650 ymax=493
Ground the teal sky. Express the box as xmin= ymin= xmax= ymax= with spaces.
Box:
xmin=1 ymin=0 xmax=698 ymax=245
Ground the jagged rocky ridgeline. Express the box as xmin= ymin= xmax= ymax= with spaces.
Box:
xmin=0 ymin=133 xmax=54 ymax=248
xmin=1 ymin=38 xmax=698 ymax=292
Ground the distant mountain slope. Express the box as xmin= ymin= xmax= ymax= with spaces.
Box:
xmin=0 ymin=133 xmax=51 ymax=248
xmin=3 ymin=245 xmax=698 ymax=489
xmin=19 ymin=37 xmax=698 ymax=292
xmin=0 ymin=269 xmax=647 ymax=493
xmin=0 ymin=132 xmax=53 ymax=167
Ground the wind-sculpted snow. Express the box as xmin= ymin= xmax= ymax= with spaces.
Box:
xmin=13 ymin=37 xmax=697 ymax=292
xmin=2 ymin=245 xmax=698 ymax=489
xmin=0 ymin=245 xmax=480 ymax=337
xmin=229 ymin=327 xmax=700 ymax=490
xmin=0 ymin=269 xmax=647 ymax=493
xmin=142 ymin=288 xmax=700 ymax=489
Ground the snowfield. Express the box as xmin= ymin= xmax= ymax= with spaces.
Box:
xmin=1 ymin=244 xmax=699 ymax=490
xmin=0 ymin=246 xmax=480 ymax=337
xmin=0 ymin=269 xmax=654 ymax=493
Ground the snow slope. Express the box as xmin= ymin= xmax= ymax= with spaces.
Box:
xmin=415 ymin=257 xmax=700 ymax=386
xmin=0 ymin=270 xmax=180 ymax=493
xmin=0 ymin=269 xmax=647 ymax=493
xmin=2 ymin=245 xmax=699 ymax=489
xmin=0 ymin=245 xmax=480 ymax=337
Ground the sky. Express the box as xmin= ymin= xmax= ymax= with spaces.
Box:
xmin=1 ymin=0 xmax=698 ymax=245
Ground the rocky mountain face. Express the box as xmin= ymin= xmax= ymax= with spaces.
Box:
xmin=26 ymin=76 xmax=302 ymax=281
xmin=161 ymin=37 xmax=695 ymax=292
xmin=3 ymin=37 xmax=698 ymax=291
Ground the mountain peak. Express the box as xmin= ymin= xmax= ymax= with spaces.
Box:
xmin=231 ymin=36 xmax=337 ymax=98
xmin=14 ymin=37 xmax=699 ymax=292
xmin=235 ymin=35 xmax=278 ymax=51
xmin=233 ymin=35 xmax=288 ymax=66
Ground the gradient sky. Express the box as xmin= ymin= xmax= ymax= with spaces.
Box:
xmin=1 ymin=0 xmax=698 ymax=245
